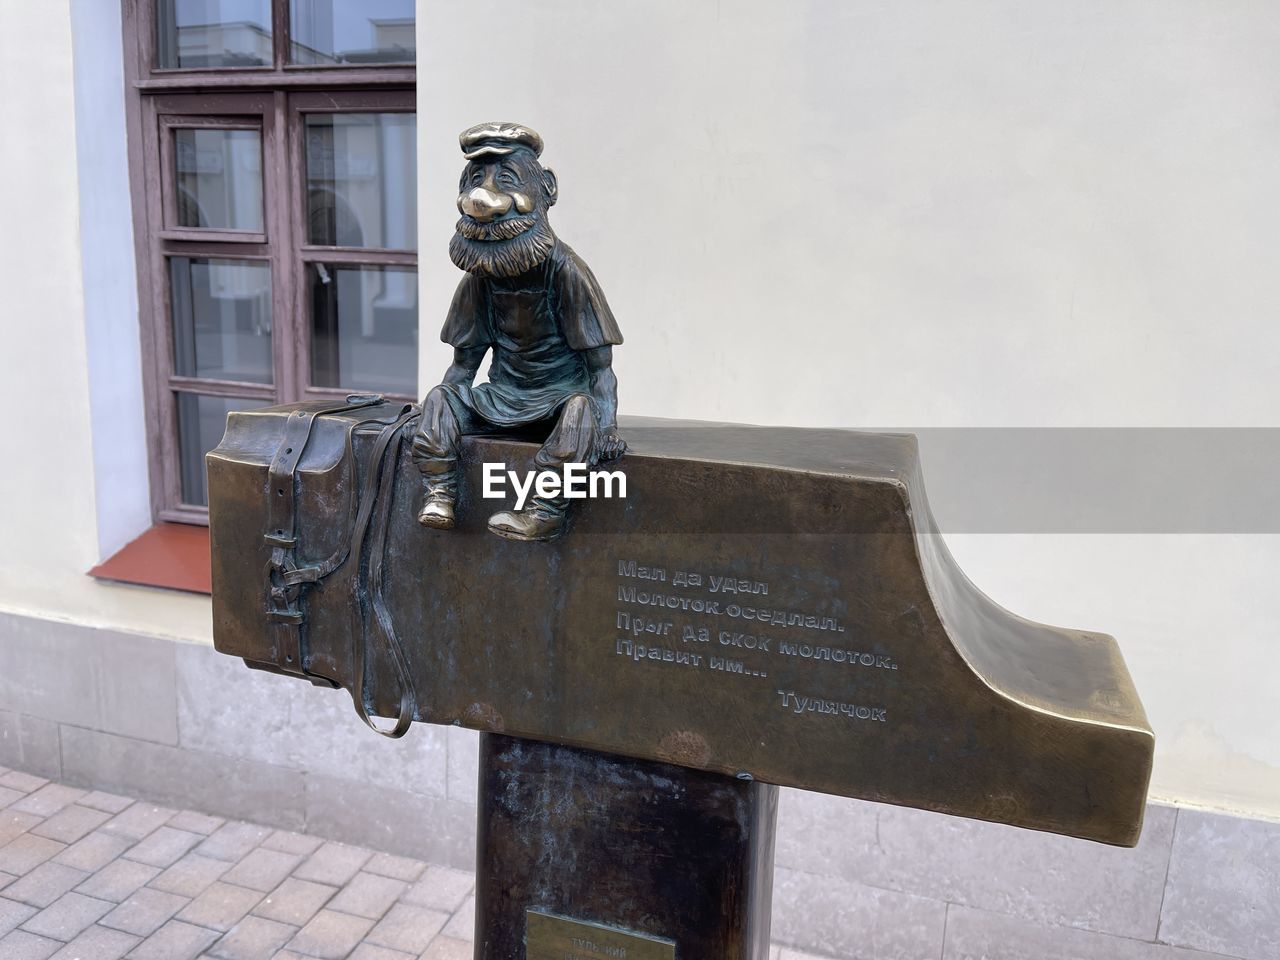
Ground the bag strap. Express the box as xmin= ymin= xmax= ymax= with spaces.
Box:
xmin=261 ymin=394 xmax=422 ymax=738
xmin=263 ymin=394 xmax=385 ymax=677
xmin=346 ymin=405 xmax=420 ymax=737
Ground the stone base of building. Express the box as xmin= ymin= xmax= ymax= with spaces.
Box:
xmin=0 ymin=612 xmax=1274 ymax=960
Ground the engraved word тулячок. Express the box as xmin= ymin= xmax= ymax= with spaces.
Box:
xmin=411 ymin=122 xmax=625 ymax=542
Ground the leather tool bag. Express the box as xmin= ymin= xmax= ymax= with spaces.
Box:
xmin=209 ymin=395 xmax=421 ymax=738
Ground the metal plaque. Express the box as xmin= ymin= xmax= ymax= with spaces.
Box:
xmin=526 ymin=911 xmax=676 ymax=960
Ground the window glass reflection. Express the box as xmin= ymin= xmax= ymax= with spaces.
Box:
xmin=171 ymin=258 xmax=273 ymax=384
xmin=156 ymin=0 xmax=273 ymax=69
xmin=174 ymin=128 xmax=264 ymax=232
xmin=305 ymin=113 xmax=416 ymax=250
xmin=290 ymin=0 xmax=415 ymax=65
xmin=177 ymin=393 xmax=264 ymax=506
xmin=310 ymin=264 xmax=417 ymax=396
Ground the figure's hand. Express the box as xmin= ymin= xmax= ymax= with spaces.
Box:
xmin=594 ymin=427 xmax=627 ymax=463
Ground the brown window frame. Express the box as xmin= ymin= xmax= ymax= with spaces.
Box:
xmin=158 ymin=113 xmax=270 ymax=243
xmin=289 ymin=88 xmax=417 ymax=404
xmin=122 ymin=0 xmax=417 ymax=525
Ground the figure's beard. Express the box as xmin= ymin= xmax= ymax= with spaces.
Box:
xmin=449 ymin=215 xmax=556 ymax=278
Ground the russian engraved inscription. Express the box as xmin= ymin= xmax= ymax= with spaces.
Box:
xmin=612 ymin=558 xmax=893 ymax=724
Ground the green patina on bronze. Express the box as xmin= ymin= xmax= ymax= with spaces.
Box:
xmin=412 ymin=122 xmax=624 ymax=543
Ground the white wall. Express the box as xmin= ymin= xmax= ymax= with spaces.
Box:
xmin=72 ymin=0 xmax=151 ymax=562
xmin=0 ymin=0 xmax=1274 ymax=821
xmin=0 ymin=2 xmax=211 ymax=642
xmin=416 ymin=1 xmax=1280 ymax=817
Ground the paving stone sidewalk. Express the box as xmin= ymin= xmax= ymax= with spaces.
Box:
xmin=0 ymin=766 xmax=830 ymax=960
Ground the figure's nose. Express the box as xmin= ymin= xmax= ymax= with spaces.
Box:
xmin=459 ymin=187 xmax=513 ymax=222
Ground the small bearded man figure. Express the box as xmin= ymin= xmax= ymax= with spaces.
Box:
xmin=411 ymin=122 xmax=625 ymax=541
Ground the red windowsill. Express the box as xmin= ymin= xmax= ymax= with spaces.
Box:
xmin=89 ymin=522 xmax=212 ymax=595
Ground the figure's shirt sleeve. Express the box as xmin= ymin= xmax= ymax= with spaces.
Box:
xmin=553 ymin=244 xmax=624 ymax=350
xmin=440 ymin=274 xmax=493 ymax=349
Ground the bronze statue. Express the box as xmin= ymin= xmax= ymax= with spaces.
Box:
xmin=206 ymin=122 xmax=1157 ymax=958
xmin=411 ymin=122 xmax=625 ymax=542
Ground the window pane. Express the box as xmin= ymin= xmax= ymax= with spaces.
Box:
xmin=305 ymin=113 xmax=416 ymax=249
xmin=177 ymin=393 xmax=264 ymax=506
xmin=156 ymin=0 xmax=273 ymax=69
xmin=171 ymin=257 xmax=273 ymax=384
xmin=290 ymin=1 xmax=415 ymax=65
xmin=174 ymin=128 xmax=264 ymax=232
xmin=310 ymin=264 xmax=417 ymax=396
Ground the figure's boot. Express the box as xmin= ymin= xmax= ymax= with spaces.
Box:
xmin=487 ymin=494 xmax=568 ymax=542
xmin=417 ymin=467 xmax=459 ymax=530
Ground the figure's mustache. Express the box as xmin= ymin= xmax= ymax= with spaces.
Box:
xmin=449 ymin=215 xmax=555 ymax=278
xmin=456 ymin=215 xmax=537 ymax=242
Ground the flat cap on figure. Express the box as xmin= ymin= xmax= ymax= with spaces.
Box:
xmin=411 ymin=122 xmax=625 ymax=542
xmin=459 ymin=121 xmax=545 ymax=160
